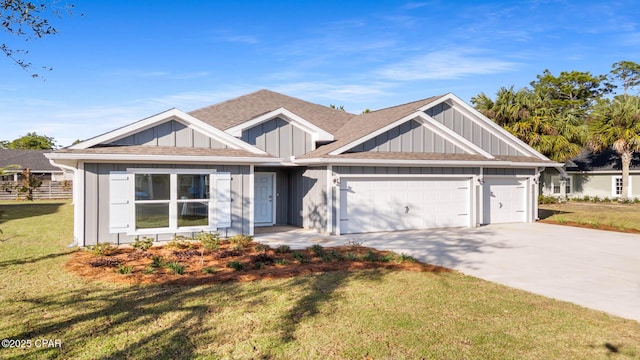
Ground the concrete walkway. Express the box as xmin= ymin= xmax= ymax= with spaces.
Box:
xmin=255 ymin=223 xmax=640 ymax=323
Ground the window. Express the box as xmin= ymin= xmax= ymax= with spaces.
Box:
xmin=551 ymin=176 xmax=572 ymax=195
xmin=613 ymin=176 xmax=624 ymax=196
xmin=109 ymin=169 xmax=230 ymax=234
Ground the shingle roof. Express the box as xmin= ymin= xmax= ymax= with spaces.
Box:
xmin=299 ymin=95 xmax=444 ymax=158
xmin=0 ymin=149 xmax=60 ymax=171
xmin=189 ymin=89 xmax=354 ymax=134
xmin=566 ymin=149 xmax=640 ymax=171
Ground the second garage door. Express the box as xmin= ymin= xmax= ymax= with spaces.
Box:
xmin=482 ymin=177 xmax=527 ymax=224
xmin=339 ymin=177 xmax=471 ymax=234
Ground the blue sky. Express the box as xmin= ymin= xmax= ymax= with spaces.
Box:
xmin=1 ymin=0 xmax=639 ymax=147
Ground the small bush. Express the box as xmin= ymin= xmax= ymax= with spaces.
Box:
xmin=634 ymin=197 xmax=640 ymax=204
xmin=382 ymin=253 xmax=395 ymax=262
xmin=344 ymin=253 xmax=359 ymax=261
xmin=251 ymin=253 xmax=275 ymax=265
xmin=593 ymin=196 xmax=601 ymax=202
xmin=195 ymin=232 xmax=221 ymax=251
xmin=275 ymin=245 xmax=290 ymax=253
xmin=151 ymin=255 xmax=164 ymax=268
xmin=397 ymin=253 xmax=417 ymax=263
xmin=602 ymin=197 xmax=611 ymax=203
xmin=291 ymin=252 xmax=309 ymax=264
xmin=275 ymin=258 xmax=289 ymax=265
xmin=229 ymin=234 xmax=253 ymax=248
xmin=143 ymin=265 xmax=155 ymax=274
xmin=167 ymin=261 xmax=186 ymax=275
xmin=167 ymin=235 xmax=193 ymax=249
xmin=310 ymin=244 xmax=325 ymax=257
xmin=325 ymin=249 xmax=344 ymax=261
xmin=226 ymin=261 xmax=244 ymax=271
xmin=201 ymin=266 xmax=217 ymax=274
xmin=115 ymin=264 xmax=134 ymax=274
xmin=132 ymin=236 xmax=154 ymax=251
xmin=254 ymin=262 xmax=265 ymax=269
xmin=363 ymin=250 xmax=383 ymax=262
xmin=583 ymin=195 xmax=591 ymax=202
xmin=538 ymin=195 xmax=558 ymax=204
xmin=91 ymin=242 xmax=116 ymax=257
xmin=254 ymin=243 xmax=271 ymax=253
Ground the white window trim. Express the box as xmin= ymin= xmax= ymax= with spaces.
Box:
xmin=551 ymin=175 xmax=572 ymax=196
xmin=611 ymin=175 xmax=632 ymax=197
xmin=128 ymin=168 xmax=217 ymax=235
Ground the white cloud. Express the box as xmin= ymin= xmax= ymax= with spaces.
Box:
xmin=376 ymin=48 xmax=517 ymax=81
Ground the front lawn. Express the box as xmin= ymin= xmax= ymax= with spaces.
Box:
xmin=1 ymin=200 xmax=639 ymax=359
xmin=539 ymin=201 xmax=640 ymax=233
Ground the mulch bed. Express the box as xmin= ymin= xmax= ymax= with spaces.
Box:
xmin=66 ymin=241 xmax=450 ymax=286
xmin=538 ymin=219 xmax=640 ymax=234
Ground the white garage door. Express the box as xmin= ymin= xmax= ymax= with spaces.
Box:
xmin=482 ymin=177 xmax=527 ymax=224
xmin=339 ymin=177 xmax=471 ymax=234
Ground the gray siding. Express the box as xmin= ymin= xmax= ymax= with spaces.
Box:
xmin=335 ymin=166 xmax=478 ymax=175
xmin=255 ymin=167 xmax=291 ymax=225
xmin=484 ymin=168 xmax=535 ymax=176
xmin=107 ymin=120 xmax=228 ymax=148
xmin=241 ymin=117 xmax=313 ymax=158
xmin=83 ymin=163 xmax=251 ymax=246
xmin=301 ymin=167 xmax=327 ymax=232
xmin=347 ymin=119 xmax=465 ymax=154
xmin=425 ymin=102 xmax=524 ymax=157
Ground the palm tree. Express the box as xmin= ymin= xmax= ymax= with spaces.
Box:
xmin=472 ymin=86 xmax=586 ymax=162
xmin=589 ymin=95 xmax=640 ymax=200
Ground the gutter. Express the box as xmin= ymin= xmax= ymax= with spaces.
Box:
xmin=47 ymin=158 xmax=79 ymax=248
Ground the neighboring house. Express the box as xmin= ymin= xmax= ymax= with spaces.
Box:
xmin=542 ymin=149 xmax=640 ymax=199
xmin=0 ymin=149 xmax=72 ymax=181
xmin=46 ymin=90 xmax=559 ymax=247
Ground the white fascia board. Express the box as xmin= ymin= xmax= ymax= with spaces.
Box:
xmin=566 ymin=170 xmax=640 ymax=174
xmin=295 ymin=157 xmax=561 ymax=168
xmin=225 ymin=107 xmax=334 ymax=142
xmin=46 ymin=152 xmax=280 ymax=164
xmin=415 ymin=113 xmax=494 ymax=159
xmin=422 ymin=93 xmax=550 ymax=161
xmin=69 ymin=108 xmax=266 ymax=155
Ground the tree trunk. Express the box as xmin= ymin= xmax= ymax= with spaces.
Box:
xmin=621 ymin=151 xmax=632 ymax=201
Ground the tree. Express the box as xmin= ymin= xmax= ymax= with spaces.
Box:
xmin=611 ymin=61 xmax=640 ymax=95
xmin=2 ymin=132 xmax=57 ymax=149
xmin=588 ymin=95 xmax=640 ymax=200
xmin=472 ymin=86 xmax=586 ymax=162
xmin=1 ymin=0 xmax=77 ymax=77
xmin=329 ymin=104 xmax=346 ymax=112
xmin=530 ymin=69 xmax=614 ymax=117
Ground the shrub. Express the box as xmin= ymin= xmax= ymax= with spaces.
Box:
xmin=397 ymin=253 xmax=417 ymax=263
xmin=195 ymin=232 xmax=221 ymax=251
xmin=593 ymin=196 xmax=601 ymax=202
xmin=310 ymin=244 xmax=325 ymax=257
xmin=90 ymin=242 xmax=116 ymax=256
xmin=324 ymin=249 xmax=344 ymax=262
xmin=363 ymin=250 xmax=383 ymax=262
xmin=132 ymin=236 xmax=154 ymax=251
xmin=253 ymin=262 xmax=265 ymax=269
xmin=344 ymin=253 xmax=359 ymax=261
xmin=167 ymin=261 xmax=186 ymax=275
xmin=275 ymin=258 xmax=289 ymax=265
xmin=251 ymin=253 xmax=275 ymax=265
xmin=538 ymin=195 xmax=558 ymax=204
xmin=382 ymin=253 xmax=396 ymax=262
xmin=583 ymin=195 xmax=592 ymax=202
xmin=143 ymin=265 xmax=155 ymax=274
xmin=115 ymin=264 xmax=134 ymax=274
xmin=151 ymin=255 xmax=164 ymax=268
xmin=229 ymin=234 xmax=253 ymax=248
xmin=275 ymin=245 xmax=290 ymax=253
xmin=167 ymin=235 xmax=193 ymax=249
xmin=226 ymin=261 xmax=244 ymax=271
xmin=291 ymin=252 xmax=309 ymax=264
xmin=254 ymin=243 xmax=271 ymax=253
xmin=201 ymin=266 xmax=217 ymax=274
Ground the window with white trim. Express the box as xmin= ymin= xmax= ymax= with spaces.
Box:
xmin=551 ymin=176 xmax=572 ymax=195
xmin=613 ymin=176 xmax=623 ymax=196
xmin=109 ymin=169 xmax=231 ymax=234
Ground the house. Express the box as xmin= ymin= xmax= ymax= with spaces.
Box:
xmin=541 ymin=149 xmax=640 ymax=199
xmin=0 ymin=149 xmax=72 ymax=181
xmin=45 ymin=90 xmax=559 ymax=247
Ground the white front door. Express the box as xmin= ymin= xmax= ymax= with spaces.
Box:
xmin=482 ymin=178 xmax=527 ymax=224
xmin=254 ymin=173 xmax=274 ymax=225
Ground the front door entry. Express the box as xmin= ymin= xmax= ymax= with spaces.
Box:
xmin=254 ymin=173 xmax=274 ymax=225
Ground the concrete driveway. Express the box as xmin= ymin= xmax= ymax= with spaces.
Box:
xmin=255 ymin=223 xmax=640 ymax=322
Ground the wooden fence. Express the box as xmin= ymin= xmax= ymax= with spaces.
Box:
xmin=0 ymin=181 xmax=73 ymax=200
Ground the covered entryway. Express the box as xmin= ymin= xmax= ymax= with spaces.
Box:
xmin=482 ymin=177 xmax=527 ymax=224
xmin=254 ymin=173 xmax=275 ymax=226
xmin=339 ymin=177 xmax=471 ymax=234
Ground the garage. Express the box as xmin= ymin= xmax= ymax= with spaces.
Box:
xmin=339 ymin=177 xmax=471 ymax=234
xmin=482 ymin=177 xmax=527 ymax=224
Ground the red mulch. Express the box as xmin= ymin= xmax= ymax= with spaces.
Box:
xmin=66 ymin=242 xmax=450 ymax=286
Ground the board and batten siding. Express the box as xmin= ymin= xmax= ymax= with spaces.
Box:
xmin=241 ymin=117 xmax=313 ymax=158
xmin=255 ymin=167 xmax=291 ymax=225
xmin=107 ymin=120 xmax=228 ymax=148
xmin=425 ymin=102 xmax=524 ymax=157
xmin=347 ymin=119 xmax=466 ymax=154
xmin=300 ymin=167 xmax=328 ymax=232
xmin=83 ymin=163 xmax=251 ymax=246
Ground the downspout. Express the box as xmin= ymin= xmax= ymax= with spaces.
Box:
xmin=48 ymin=159 xmax=80 ymax=248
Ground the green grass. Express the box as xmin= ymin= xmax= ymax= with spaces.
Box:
xmin=1 ymin=200 xmax=640 ymax=359
xmin=539 ymin=202 xmax=640 ymax=232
